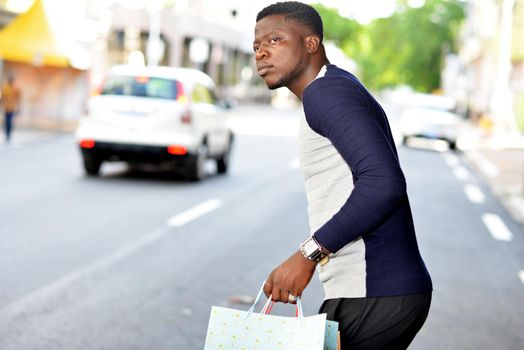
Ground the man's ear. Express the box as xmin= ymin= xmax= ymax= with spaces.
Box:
xmin=305 ymin=35 xmax=321 ymax=54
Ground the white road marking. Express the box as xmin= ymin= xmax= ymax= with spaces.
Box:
xmin=443 ymin=153 xmax=471 ymax=182
xmin=167 ymin=199 xmax=222 ymax=227
xmin=482 ymin=213 xmax=514 ymax=242
xmin=453 ymin=166 xmax=469 ymax=181
xmin=464 ymin=184 xmax=485 ymax=204
xmin=519 ymin=271 xmax=524 ymax=286
xmin=508 ymin=196 xmax=524 ymax=217
xmin=288 ymin=158 xmax=300 ymax=169
xmin=468 ymin=152 xmax=499 ymax=178
xmin=0 ymin=199 xmax=224 ymax=318
xmin=0 ymin=227 xmax=167 ymax=318
xmin=443 ymin=153 xmax=460 ymax=167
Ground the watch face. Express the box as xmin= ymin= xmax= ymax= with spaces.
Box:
xmin=303 ymin=238 xmax=319 ymax=255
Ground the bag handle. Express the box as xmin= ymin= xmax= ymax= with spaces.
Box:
xmin=246 ymin=281 xmax=304 ymax=320
xmin=246 ymin=280 xmax=267 ymax=315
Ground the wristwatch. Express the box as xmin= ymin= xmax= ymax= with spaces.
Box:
xmin=300 ymin=236 xmax=328 ymax=265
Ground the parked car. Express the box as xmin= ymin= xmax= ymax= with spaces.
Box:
xmin=76 ymin=65 xmax=234 ymax=181
xmin=399 ymin=94 xmax=463 ymax=150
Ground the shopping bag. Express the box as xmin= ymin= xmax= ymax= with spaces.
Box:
xmin=204 ymin=282 xmax=340 ymax=350
xmin=252 ymin=297 xmax=341 ymax=350
xmin=324 ymin=319 xmax=340 ymax=350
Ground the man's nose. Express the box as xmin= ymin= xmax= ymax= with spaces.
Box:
xmin=255 ymin=45 xmax=268 ymax=61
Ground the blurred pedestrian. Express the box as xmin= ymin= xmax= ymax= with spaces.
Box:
xmin=1 ymin=74 xmax=21 ymax=143
xmin=254 ymin=2 xmax=432 ymax=349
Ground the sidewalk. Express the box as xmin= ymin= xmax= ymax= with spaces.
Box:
xmin=460 ymin=126 xmax=524 ymax=225
xmin=0 ymin=127 xmax=68 ymax=149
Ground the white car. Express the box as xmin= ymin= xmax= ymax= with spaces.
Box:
xmin=76 ymin=65 xmax=234 ymax=180
xmin=399 ymin=94 xmax=463 ymax=150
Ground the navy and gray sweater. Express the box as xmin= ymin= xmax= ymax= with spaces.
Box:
xmin=298 ymin=64 xmax=432 ymax=299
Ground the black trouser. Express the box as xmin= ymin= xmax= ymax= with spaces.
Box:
xmin=4 ymin=111 xmax=14 ymax=141
xmin=319 ymin=293 xmax=432 ymax=350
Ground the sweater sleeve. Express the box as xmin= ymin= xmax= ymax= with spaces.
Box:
xmin=302 ymin=77 xmax=407 ymax=253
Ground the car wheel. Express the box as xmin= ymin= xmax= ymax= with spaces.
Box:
xmin=187 ymin=143 xmax=207 ymax=181
xmin=83 ymin=153 xmax=102 ymax=176
xmin=448 ymin=140 xmax=457 ymax=151
xmin=216 ymin=137 xmax=233 ymax=174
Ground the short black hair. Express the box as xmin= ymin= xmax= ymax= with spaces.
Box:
xmin=256 ymin=1 xmax=323 ymax=43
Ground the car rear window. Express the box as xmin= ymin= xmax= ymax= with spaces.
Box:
xmin=101 ymin=75 xmax=179 ymax=100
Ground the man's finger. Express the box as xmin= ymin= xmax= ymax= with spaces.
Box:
xmin=281 ymin=290 xmax=290 ymax=304
xmin=288 ymin=290 xmax=299 ymax=304
xmin=263 ymin=280 xmax=272 ymax=298
xmin=271 ymin=286 xmax=281 ymax=302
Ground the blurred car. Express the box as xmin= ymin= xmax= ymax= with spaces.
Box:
xmin=399 ymin=94 xmax=462 ymax=150
xmin=76 ymin=65 xmax=234 ymax=181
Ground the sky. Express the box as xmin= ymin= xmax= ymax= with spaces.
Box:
xmin=310 ymin=0 xmax=398 ymax=23
xmin=3 ymin=0 xmax=401 ymax=24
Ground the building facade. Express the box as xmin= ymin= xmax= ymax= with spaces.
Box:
xmin=446 ymin=0 xmax=524 ymax=132
xmin=95 ymin=1 xmax=257 ymax=100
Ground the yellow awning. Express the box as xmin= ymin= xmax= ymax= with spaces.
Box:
xmin=0 ymin=0 xmax=69 ymax=67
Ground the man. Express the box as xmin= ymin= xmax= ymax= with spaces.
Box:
xmin=254 ymin=2 xmax=433 ymax=349
xmin=1 ymin=75 xmax=21 ymax=143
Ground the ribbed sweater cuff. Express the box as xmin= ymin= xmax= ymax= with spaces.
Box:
xmin=313 ymin=218 xmax=350 ymax=253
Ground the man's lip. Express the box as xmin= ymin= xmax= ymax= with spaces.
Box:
xmin=257 ymin=65 xmax=273 ymax=76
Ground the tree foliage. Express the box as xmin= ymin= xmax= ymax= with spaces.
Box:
xmin=313 ymin=4 xmax=363 ymax=51
xmin=314 ymin=0 xmax=465 ymax=92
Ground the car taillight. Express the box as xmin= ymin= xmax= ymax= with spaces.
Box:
xmin=176 ymin=81 xmax=188 ymax=105
xmin=90 ymin=87 xmax=101 ymax=96
xmin=80 ymin=139 xmax=96 ymax=149
xmin=135 ymin=76 xmax=149 ymax=83
xmin=181 ymin=110 xmax=192 ymax=124
xmin=167 ymin=145 xmax=188 ymax=155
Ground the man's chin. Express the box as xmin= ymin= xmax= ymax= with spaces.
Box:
xmin=267 ymin=83 xmax=283 ymax=90
xmin=260 ymin=71 xmax=288 ymax=89
xmin=264 ymin=78 xmax=285 ymax=90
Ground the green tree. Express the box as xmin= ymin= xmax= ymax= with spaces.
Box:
xmin=314 ymin=0 xmax=465 ymax=92
xmin=313 ymin=4 xmax=362 ymax=52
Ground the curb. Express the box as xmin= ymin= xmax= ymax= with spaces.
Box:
xmin=463 ymin=150 xmax=524 ymax=226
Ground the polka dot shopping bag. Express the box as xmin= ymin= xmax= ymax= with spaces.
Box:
xmin=204 ymin=282 xmax=339 ymax=350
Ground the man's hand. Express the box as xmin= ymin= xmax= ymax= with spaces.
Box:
xmin=263 ymin=250 xmax=317 ymax=303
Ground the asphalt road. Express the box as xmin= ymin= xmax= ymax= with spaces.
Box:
xmin=0 ymin=105 xmax=523 ymax=349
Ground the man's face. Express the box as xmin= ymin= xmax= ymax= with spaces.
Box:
xmin=253 ymin=15 xmax=311 ymax=90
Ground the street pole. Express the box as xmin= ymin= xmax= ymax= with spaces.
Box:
xmin=147 ymin=0 xmax=164 ymax=67
xmin=490 ymin=0 xmax=518 ymax=136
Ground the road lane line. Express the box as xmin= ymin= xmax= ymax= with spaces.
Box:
xmin=464 ymin=184 xmax=485 ymax=204
xmin=468 ymin=152 xmax=499 ymax=178
xmin=443 ymin=153 xmax=460 ymax=167
xmin=0 ymin=167 xmax=302 ymax=320
xmin=0 ymin=227 xmax=167 ymax=319
xmin=167 ymin=199 xmax=222 ymax=227
xmin=453 ymin=166 xmax=469 ymax=181
xmin=0 ymin=199 xmax=224 ymax=319
xmin=508 ymin=196 xmax=524 ymax=218
xmin=482 ymin=213 xmax=514 ymax=242
xmin=519 ymin=271 xmax=524 ymax=286
xmin=479 ymin=160 xmax=499 ymax=178
xmin=288 ymin=158 xmax=300 ymax=169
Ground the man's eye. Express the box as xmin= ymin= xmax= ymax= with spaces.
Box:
xmin=253 ymin=47 xmax=259 ymax=53
xmin=270 ymin=37 xmax=280 ymax=44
